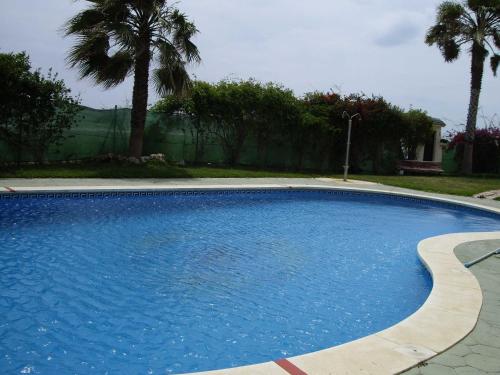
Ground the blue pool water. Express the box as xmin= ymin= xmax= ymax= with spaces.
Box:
xmin=1 ymin=190 xmax=499 ymax=374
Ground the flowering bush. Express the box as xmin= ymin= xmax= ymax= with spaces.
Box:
xmin=448 ymin=127 xmax=500 ymax=173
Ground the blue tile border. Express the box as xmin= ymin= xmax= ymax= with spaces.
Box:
xmin=0 ymin=188 xmax=475 ymax=205
xmin=0 ymin=188 xmax=426 ymax=201
xmin=1 ymin=188 xmax=499 ymax=218
xmin=0 ymin=188 xmax=490 ymax=207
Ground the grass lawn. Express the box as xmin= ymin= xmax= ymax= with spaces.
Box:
xmin=347 ymin=175 xmax=500 ymax=197
xmin=0 ymin=163 xmax=321 ymax=179
xmin=1 ymin=162 xmax=499 ymax=197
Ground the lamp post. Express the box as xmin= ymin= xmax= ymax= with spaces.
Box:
xmin=342 ymin=111 xmax=361 ymax=182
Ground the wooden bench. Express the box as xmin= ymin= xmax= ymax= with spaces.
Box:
xmin=397 ymin=160 xmax=444 ymax=175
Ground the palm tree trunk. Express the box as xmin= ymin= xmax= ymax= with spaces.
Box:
xmin=462 ymin=42 xmax=486 ymax=174
xmin=129 ymin=41 xmax=151 ymax=158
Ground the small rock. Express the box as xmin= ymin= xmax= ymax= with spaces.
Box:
xmin=127 ymin=157 xmax=141 ymax=165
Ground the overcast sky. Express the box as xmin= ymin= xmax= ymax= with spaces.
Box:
xmin=0 ymin=0 xmax=498 ymax=131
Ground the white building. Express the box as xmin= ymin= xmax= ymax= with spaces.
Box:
xmin=415 ymin=118 xmax=446 ymax=163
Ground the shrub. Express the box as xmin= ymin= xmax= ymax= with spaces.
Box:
xmin=449 ymin=127 xmax=500 ymax=173
xmin=153 ymin=80 xmax=435 ymax=173
xmin=0 ymin=52 xmax=80 ymax=164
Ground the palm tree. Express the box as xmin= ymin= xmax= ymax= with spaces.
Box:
xmin=426 ymin=1 xmax=499 ymax=174
xmin=65 ymin=0 xmax=200 ymax=158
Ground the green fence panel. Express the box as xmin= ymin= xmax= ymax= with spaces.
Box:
xmin=1 ymin=107 xmax=412 ymax=174
xmin=442 ymin=149 xmax=459 ymax=174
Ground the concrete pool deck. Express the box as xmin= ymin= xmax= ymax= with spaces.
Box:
xmin=404 ymin=239 xmax=500 ymax=375
xmin=1 ymin=177 xmax=500 ymax=374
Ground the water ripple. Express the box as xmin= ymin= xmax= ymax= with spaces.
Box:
xmin=1 ymin=191 xmax=499 ymax=374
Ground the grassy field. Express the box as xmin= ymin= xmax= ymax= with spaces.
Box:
xmin=1 ymin=162 xmax=499 ymax=197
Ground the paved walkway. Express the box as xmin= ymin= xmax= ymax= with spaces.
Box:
xmin=405 ymin=240 xmax=500 ymax=375
xmin=474 ymin=190 xmax=500 ymax=200
xmin=0 ymin=177 xmax=374 ymax=188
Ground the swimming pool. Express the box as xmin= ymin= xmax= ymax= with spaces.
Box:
xmin=1 ymin=189 xmax=499 ymax=374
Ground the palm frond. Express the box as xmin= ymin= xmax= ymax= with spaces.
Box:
xmin=155 ymin=40 xmax=182 ymax=65
xmin=494 ymin=32 xmax=500 ymax=48
xmin=438 ymin=1 xmax=466 ymax=23
xmin=111 ymin=23 xmax=137 ymax=50
xmin=99 ymin=51 xmax=134 ymax=88
xmin=467 ymin=0 xmax=500 ymax=12
xmin=443 ymin=39 xmax=462 ymax=61
xmin=491 ymin=54 xmax=500 ymax=75
xmin=425 ymin=24 xmax=448 ymax=45
xmin=67 ymin=32 xmax=133 ymax=87
xmin=65 ymin=8 xmax=104 ymax=35
xmin=153 ymin=40 xmax=192 ymax=96
xmin=153 ymin=64 xmax=191 ymax=97
xmin=166 ymin=9 xmax=201 ymax=63
xmin=67 ymin=32 xmax=110 ymax=75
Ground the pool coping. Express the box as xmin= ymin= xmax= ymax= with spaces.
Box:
xmin=2 ymin=183 xmax=500 ymax=375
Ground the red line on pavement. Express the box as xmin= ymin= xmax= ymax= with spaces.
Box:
xmin=275 ymin=359 xmax=308 ymax=375
xmin=4 ymin=186 xmax=16 ymax=192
